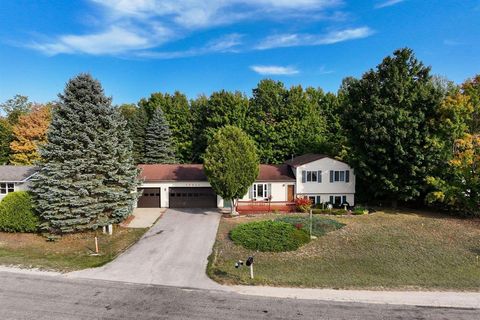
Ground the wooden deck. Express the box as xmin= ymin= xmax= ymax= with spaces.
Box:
xmin=236 ymin=200 xmax=296 ymax=214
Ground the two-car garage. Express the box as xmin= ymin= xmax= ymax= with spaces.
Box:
xmin=137 ymin=186 xmax=217 ymax=208
xmin=136 ymin=164 xmax=220 ymax=209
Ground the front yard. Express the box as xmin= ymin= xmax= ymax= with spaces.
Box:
xmin=0 ymin=226 xmax=147 ymax=272
xmin=208 ymin=209 xmax=480 ymax=290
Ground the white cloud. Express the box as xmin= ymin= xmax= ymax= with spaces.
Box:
xmin=30 ymin=26 xmax=168 ymax=55
xmin=375 ymin=0 xmax=405 ymax=9
xmin=250 ymin=65 xmax=299 ymax=75
xmin=26 ymin=0 xmax=344 ymax=56
xmin=136 ymin=33 xmax=244 ymax=59
xmin=24 ymin=0 xmax=379 ymax=59
xmin=256 ymin=27 xmax=374 ymax=50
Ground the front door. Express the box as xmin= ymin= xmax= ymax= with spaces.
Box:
xmin=287 ymin=185 xmax=295 ymax=201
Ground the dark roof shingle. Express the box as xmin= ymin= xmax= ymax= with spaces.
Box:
xmin=284 ymin=154 xmax=328 ymax=167
xmin=0 ymin=166 xmax=39 ymax=182
xmin=139 ymin=163 xmax=295 ymax=182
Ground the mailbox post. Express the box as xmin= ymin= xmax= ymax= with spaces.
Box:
xmin=235 ymin=256 xmax=254 ymax=279
xmin=246 ymin=256 xmax=254 ymax=279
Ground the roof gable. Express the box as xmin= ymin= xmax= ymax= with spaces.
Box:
xmin=284 ymin=154 xmax=329 ymax=167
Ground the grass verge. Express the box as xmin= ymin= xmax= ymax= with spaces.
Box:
xmin=0 ymin=225 xmax=147 ymax=272
xmin=207 ymin=210 xmax=480 ymax=290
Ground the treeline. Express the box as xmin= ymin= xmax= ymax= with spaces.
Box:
xmin=0 ymin=48 xmax=478 ymax=216
xmin=118 ymin=82 xmax=332 ymax=164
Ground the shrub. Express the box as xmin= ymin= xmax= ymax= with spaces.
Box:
xmin=230 ymin=220 xmax=310 ymax=252
xmin=312 ymin=208 xmax=346 ymax=215
xmin=352 ymin=207 xmax=368 ymax=215
xmin=0 ymin=191 xmax=39 ymax=232
xmin=276 ymin=216 xmax=345 ymax=237
xmin=295 ymin=197 xmax=312 ymax=213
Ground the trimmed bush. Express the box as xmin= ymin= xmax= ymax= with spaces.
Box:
xmin=276 ymin=216 xmax=345 ymax=237
xmin=230 ymin=220 xmax=310 ymax=252
xmin=312 ymin=208 xmax=346 ymax=215
xmin=0 ymin=191 xmax=39 ymax=232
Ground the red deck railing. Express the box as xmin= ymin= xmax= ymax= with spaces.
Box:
xmin=236 ymin=200 xmax=296 ymax=214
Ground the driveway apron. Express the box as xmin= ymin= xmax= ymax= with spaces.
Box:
xmin=69 ymin=208 xmax=223 ymax=290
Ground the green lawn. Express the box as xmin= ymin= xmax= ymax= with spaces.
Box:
xmin=0 ymin=226 xmax=147 ymax=272
xmin=208 ymin=210 xmax=480 ymax=290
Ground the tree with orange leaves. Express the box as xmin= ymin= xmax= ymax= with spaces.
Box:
xmin=9 ymin=104 xmax=51 ymax=165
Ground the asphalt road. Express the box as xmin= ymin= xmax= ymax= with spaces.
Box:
xmin=1 ymin=272 xmax=478 ymax=320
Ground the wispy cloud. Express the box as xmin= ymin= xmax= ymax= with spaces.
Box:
xmin=29 ymin=26 xmax=171 ymax=55
xmin=256 ymin=27 xmax=374 ymax=50
xmin=250 ymin=65 xmax=299 ymax=75
xmin=136 ymin=33 xmax=244 ymax=59
xmin=26 ymin=0 xmax=346 ymax=57
xmin=375 ymin=0 xmax=405 ymax=9
xmin=24 ymin=0 xmax=374 ymax=58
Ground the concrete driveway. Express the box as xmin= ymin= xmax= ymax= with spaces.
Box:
xmin=69 ymin=208 xmax=224 ymax=290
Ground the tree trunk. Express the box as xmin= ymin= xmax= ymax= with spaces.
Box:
xmin=230 ymin=198 xmax=239 ymax=215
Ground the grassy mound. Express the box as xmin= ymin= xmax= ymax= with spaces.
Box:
xmin=230 ymin=220 xmax=310 ymax=252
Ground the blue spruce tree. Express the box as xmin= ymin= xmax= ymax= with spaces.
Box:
xmin=31 ymin=74 xmax=138 ymax=235
xmin=143 ymin=107 xmax=175 ymax=163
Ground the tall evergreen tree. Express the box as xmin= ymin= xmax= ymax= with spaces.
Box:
xmin=127 ymin=106 xmax=148 ymax=164
xmin=31 ymin=74 xmax=138 ymax=235
xmin=139 ymin=92 xmax=192 ymax=163
xmin=341 ymin=48 xmax=443 ymax=205
xmin=143 ymin=107 xmax=175 ymax=163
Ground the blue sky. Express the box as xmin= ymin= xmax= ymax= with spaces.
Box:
xmin=0 ymin=0 xmax=479 ymax=105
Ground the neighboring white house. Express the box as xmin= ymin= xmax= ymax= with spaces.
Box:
xmin=0 ymin=166 xmax=38 ymax=202
xmin=138 ymin=154 xmax=355 ymax=208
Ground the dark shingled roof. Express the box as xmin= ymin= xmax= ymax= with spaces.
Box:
xmin=257 ymin=164 xmax=295 ymax=181
xmin=0 ymin=166 xmax=39 ymax=182
xmin=284 ymin=154 xmax=328 ymax=167
xmin=139 ymin=164 xmax=295 ymax=182
xmin=139 ymin=164 xmax=207 ymax=181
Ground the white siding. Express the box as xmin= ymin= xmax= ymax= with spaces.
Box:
xmin=295 ymin=158 xmax=356 ymax=205
xmin=0 ymin=181 xmax=29 ymax=202
xmin=240 ymin=182 xmax=293 ymax=202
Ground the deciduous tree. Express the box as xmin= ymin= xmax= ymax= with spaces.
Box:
xmin=9 ymin=104 xmax=51 ymax=165
xmin=203 ymin=126 xmax=259 ymax=214
xmin=341 ymin=48 xmax=443 ymax=205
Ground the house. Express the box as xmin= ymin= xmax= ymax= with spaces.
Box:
xmin=0 ymin=166 xmax=38 ymax=201
xmin=0 ymin=154 xmax=355 ymax=208
xmin=137 ymin=154 xmax=355 ymax=208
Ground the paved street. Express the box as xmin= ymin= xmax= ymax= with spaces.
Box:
xmin=1 ymin=272 xmax=478 ymax=320
xmin=70 ymin=208 xmax=222 ymax=289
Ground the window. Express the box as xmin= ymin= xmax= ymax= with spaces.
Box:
xmin=303 ymin=170 xmax=321 ymax=183
xmin=316 ymin=196 xmax=321 ymax=204
xmin=1 ymin=183 xmax=14 ymax=195
xmin=330 ymin=170 xmax=350 ymax=183
xmin=252 ymin=183 xmax=269 ymax=199
xmin=328 ymin=195 xmax=348 ymax=206
xmin=308 ymin=196 xmax=316 ymax=204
